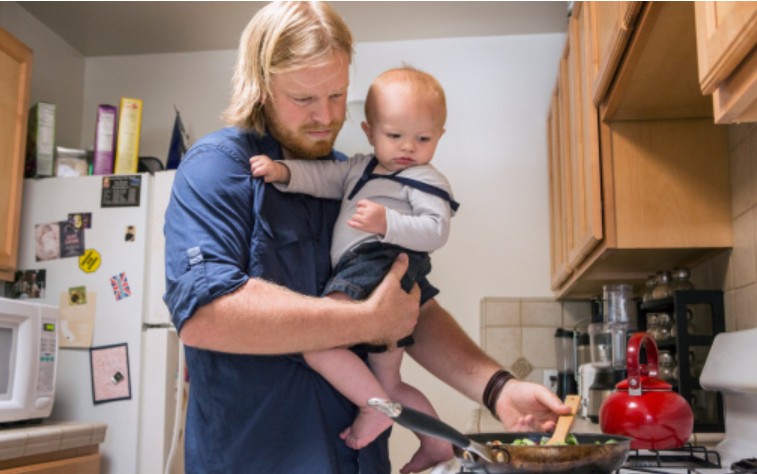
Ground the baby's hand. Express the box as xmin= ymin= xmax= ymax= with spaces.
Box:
xmin=348 ymin=200 xmax=387 ymax=236
xmin=250 ymin=155 xmax=289 ymax=183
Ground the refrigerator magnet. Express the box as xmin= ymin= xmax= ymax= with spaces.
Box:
xmin=68 ymin=212 xmax=92 ymax=229
xmin=110 ymin=272 xmax=132 ymax=301
xmin=89 ymin=343 xmax=132 ymax=404
xmin=101 ymin=175 xmax=142 ymax=207
xmin=124 ymin=225 xmax=136 ymax=242
xmin=79 ymin=249 xmax=101 ymax=273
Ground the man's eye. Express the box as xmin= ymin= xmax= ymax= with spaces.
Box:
xmin=294 ymin=97 xmax=312 ymax=104
xmin=329 ymin=93 xmax=345 ymax=101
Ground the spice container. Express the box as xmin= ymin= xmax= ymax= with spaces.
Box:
xmin=642 ymin=275 xmax=657 ymax=303
xmin=651 ymin=271 xmax=673 ymax=300
xmin=671 ymin=268 xmax=695 ymax=291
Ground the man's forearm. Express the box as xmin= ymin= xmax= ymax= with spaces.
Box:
xmin=407 ymin=299 xmax=501 ymax=402
xmin=180 ymin=278 xmax=376 ymax=354
xmin=179 ymin=255 xmax=421 ymax=355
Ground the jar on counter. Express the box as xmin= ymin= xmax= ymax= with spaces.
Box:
xmin=658 ymin=350 xmax=677 ymax=383
xmin=642 ymin=275 xmax=657 ymax=303
xmin=671 ymin=268 xmax=695 ymax=292
xmin=651 ymin=271 xmax=673 ymax=300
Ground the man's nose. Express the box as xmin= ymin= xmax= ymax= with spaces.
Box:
xmin=312 ymin=99 xmax=341 ymax=125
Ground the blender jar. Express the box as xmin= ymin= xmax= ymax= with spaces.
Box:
xmin=554 ymin=328 xmax=577 ymax=399
xmin=588 ymin=322 xmax=613 ymax=369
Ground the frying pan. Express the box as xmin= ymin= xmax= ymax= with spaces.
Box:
xmin=369 ymin=398 xmax=631 ymax=474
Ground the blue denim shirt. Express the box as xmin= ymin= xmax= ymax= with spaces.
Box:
xmin=164 ymin=127 xmax=441 ymax=473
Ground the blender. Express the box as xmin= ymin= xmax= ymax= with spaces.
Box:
xmin=554 ymin=328 xmax=577 ymax=399
xmin=586 ymin=284 xmax=637 ymax=422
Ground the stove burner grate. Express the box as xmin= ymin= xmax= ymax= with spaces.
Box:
xmin=618 ymin=444 xmax=722 ymax=473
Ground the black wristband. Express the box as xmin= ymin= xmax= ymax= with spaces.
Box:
xmin=482 ymin=369 xmax=516 ymax=421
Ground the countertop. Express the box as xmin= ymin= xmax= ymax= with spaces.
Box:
xmin=0 ymin=420 xmax=106 ymax=462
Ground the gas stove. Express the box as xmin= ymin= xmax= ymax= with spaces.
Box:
xmin=619 ymin=444 xmax=724 ymax=473
xmin=620 ymin=452 xmax=757 ymax=474
xmin=434 ymin=452 xmax=756 ymax=474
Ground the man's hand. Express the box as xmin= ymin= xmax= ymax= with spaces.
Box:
xmin=250 ymin=155 xmax=291 ymax=183
xmin=348 ymin=199 xmax=387 ymax=236
xmin=495 ymin=380 xmax=572 ymax=432
xmin=363 ymin=253 xmax=420 ymax=346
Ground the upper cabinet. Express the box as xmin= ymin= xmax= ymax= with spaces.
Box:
xmin=548 ymin=2 xmax=732 ymax=299
xmin=0 ymin=28 xmax=33 ymax=282
xmin=694 ymin=1 xmax=757 ymax=123
xmin=588 ymin=1 xmax=643 ymax=105
xmin=548 ymin=3 xmax=603 ymax=291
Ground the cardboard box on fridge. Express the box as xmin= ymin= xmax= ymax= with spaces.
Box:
xmin=113 ymin=97 xmax=143 ymax=175
xmin=25 ymin=102 xmax=56 ymax=178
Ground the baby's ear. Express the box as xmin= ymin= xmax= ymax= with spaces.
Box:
xmin=361 ymin=122 xmax=374 ymax=145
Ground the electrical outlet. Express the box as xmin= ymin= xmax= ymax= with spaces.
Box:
xmin=543 ymin=369 xmax=558 ymax=393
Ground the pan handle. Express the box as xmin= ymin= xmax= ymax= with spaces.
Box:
xmin=368 ymin=398 xmax=495 ymax=463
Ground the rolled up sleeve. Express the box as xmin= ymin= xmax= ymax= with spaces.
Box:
xmin=163 ymin=140 xmax=254 ymax=332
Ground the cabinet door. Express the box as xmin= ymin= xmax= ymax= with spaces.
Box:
xmin=587 ymin=1 xmax=643 ymax=105
xmin=695 ymin=1 xmax=757 ymax=95
xmin=710 ymin=48 xmax=757 ymax=123
xmin=565 ymin=3 xmax=603 ymax=271
xmin=548 ymin=84 xmax=572 ymax=290
xmin=0 ymin=28 xmax=32 ymax=281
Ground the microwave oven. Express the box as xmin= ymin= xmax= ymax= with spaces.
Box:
xmin=0 ymin=297 xmax=59 ymax=424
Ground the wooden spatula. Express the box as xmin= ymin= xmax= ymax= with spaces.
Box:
xmin=545 ymin=394 xmax=582 ymax=445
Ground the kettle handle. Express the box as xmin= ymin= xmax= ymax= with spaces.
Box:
xmin=626 ymin=332 xmax=659 ymax=396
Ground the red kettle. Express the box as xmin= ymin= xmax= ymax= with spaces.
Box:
xmin=599 ymin=332 xmax=694 ymax=450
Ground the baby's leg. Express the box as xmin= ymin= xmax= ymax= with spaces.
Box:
xmin=304 ymin=348 xmax=393 ymax=449
xmin=369 ymin=350 xmax=453 ymax=473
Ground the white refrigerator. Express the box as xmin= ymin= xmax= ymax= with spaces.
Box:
xmin=14 ymin=170 xmax=185 ymax=474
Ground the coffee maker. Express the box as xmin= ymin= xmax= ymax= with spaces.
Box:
xmin=586 ymin=284 xmax=637 ymax=422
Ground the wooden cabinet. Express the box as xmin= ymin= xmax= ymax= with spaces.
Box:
xmin=566 ymin=3 xmax=603 ymax=273
xmin=548 ymin=3 xmax=603 ymax=291
xmin=0 ymin=453 xmax=100 ymax=474
xmin=548 ymin=81 xmax=572 ymax=289
xmin=548 ymin=2 xmax=732 ymax=299
xmin=586 ymin=1 xmax=643 ymax=105
xmin=0 ymin=27 xmax=32 ymax=282
xmin=694 ymin=1 xmax=757 ymax=123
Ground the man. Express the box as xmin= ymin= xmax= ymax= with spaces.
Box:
xmin=164 ymin=2 xmax=569 ymax=473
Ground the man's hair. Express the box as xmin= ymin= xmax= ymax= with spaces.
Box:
xmin=223 ymin=1 xmax=353 ymax=134
xmin=364 ymin=67 xmax=447 ymax=128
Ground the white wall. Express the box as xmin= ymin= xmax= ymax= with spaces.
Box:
xmin=7 ymin=2 xmax=565 ymax=469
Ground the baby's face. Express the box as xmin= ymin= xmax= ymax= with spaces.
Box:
xmin=362 ymin=88 xmax=445 ymax=174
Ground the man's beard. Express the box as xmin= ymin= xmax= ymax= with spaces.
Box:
xmin=264 ymin=107 xmax=344 ymax=160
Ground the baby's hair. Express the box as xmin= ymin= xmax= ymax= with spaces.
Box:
xmin=365 ymin=66 xmax=447 ymax=127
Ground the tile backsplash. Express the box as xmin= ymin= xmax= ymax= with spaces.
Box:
xmin=480 ymin=298 xmax=591 ymax=388
xmin=692 ymin=123 xmax=757 ymax=332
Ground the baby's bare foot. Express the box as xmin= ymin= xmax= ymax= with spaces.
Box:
xmin=399 ymin=437 xmax=453 ymax=474
xmin=339 ymin=408 xmax=393 ymax=450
